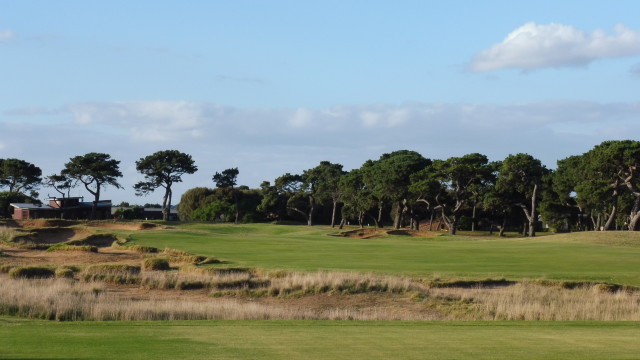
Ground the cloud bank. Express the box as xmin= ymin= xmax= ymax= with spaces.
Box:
xmin=469 ymin=23 xmax=640 ymax=72
xmin=3 ymin=100 xmax=640 ymax=204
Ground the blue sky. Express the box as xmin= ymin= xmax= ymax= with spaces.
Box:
xmin=2 ymin=1 xmax=640 ymax=204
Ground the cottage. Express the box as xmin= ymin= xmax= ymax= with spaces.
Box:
xmin=10 ymin=197 xmax=112 ymax=220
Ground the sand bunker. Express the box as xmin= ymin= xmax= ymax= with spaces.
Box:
xmin=335 ymin=228 xmax=440 ymax=239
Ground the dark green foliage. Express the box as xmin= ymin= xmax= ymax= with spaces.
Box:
xmin=135 ymin=150 xmax=198 ymax=221
xmin=212 ymin=168 xmax=238 ymax=188
xmin=177 ymin=187 xmax=216 ymax=221
xmin=62 ymin=153 xmax=123 ymax=219
xmin=113 ymin=205 xmax=145 ymax=220
xmin=0 ymin=158 xmax=42 ymax=194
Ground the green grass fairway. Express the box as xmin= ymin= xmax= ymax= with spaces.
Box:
xmin=2 ymin=318 xmax=639 ymax=360
xmin=128 ymin=223 xmax=640 ymax=286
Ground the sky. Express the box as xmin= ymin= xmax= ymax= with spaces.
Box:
xmin=2 ymin=1 xmax=640 ymax=205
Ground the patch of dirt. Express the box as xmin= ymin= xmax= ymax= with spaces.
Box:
xmin=19 ymin=227 xmax=94 ymax=244
xmin=336 ymin=228 xmax=440 ymax=239
xmin=87 ymin=222 xmax=160 ymax=231
xmin=6 ymin=219 xmax=80 ymax=228
xmin=0 ymin=245 xmax=143 ymax=267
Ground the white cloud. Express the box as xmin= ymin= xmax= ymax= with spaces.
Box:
xmin=0 ymin=30 xmax=14 ymax=41
xmin=469 ymin=23 xmax=640 ymax=72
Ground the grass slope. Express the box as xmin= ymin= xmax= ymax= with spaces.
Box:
xmin=2 ymin=318 xmax=639 ymax=360
xmin=128 ymin=223 xmax=640 ymax=286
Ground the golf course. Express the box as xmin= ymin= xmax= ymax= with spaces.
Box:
xmin=1 ymin=220 xmax=639 ymax=359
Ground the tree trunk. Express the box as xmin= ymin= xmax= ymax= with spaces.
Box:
xmin=603 ymin=206 xmax=617 ymax=231
xmin=162 ymin=186 xmax=171 ymax=222
xmin=307 ymin=198 xmax=315 ymax=226
xmin=628 ymin=196 xmax=640 ymax=231
xmin=393 ymin=201 xmax=404 ymax=230
xmin=528 ymin=184 xmax=538 ymax=237
xmin=471 ymin=202 xmax=477 ymax=232
xmin=499 ymin=216 xmax=507 ymax=237
xmin=338 ymin=218 xmax=345 ymax=230
xmin=330 ymin=200 xmax=338 ymax=228
xmin=234 ymin=190 xmax=239 ymax=224
xmin=377 ymin=201 xmax=384 ymax=228
xmin=428 ymin=211 xmax=434 ymax=231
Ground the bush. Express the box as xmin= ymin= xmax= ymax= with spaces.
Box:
xmin=82 ymin=264 xmax=141 ymax=284
xmin=55 ymin=266 xmax=79 ymax=278
xmin=142 ymin=258 xmax=171 ymax=271
xmin=9 ymin=266 xmax=55 ymax=279
xmin=47 ymin=244 xmax=98 ymax=253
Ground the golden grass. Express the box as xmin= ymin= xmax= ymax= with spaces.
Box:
xmin=430 ymin=282 xmax=640 ymax=321
xmin=0 ymin=276 xmax=432 ymax=321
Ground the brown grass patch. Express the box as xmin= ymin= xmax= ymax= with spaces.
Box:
xmin=335 ymin=228 xmax=440 ymax=239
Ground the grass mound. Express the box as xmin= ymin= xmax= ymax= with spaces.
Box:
xmin=142 ymin=258 xmax=171 ymax=271
xmin=47 ymin=244 xmax=98 ymax=253
xmin=82 ymin=264 xmax=141 ymax=284
xmin=9 ymin=266 xmax=55 ymax=279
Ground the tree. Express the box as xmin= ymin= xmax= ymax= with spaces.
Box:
xmin=339 ymin=168 xmax=376 ymax=228
xmin=364 ymin=151 xmax=431 ymax=229
xmin=213 ymin=168 xmax=240 ymax=223
xmin=0 ymin=158 xmax=42 ymax=196
xmin=177 ymin=187 xmax=216 ymax=221
xmin=213 ymin=168 xmax=239 ymax=188
xmin=134 ymin=150 xmax=198 ymax=221
xmin=302 ymin=161 xmax=346 ymax=227
xmin=577 ymin=140 xmax=640 ymax=230
xmin=62 ymin=152 xmax=123 ymax=219
xmin=43 ymin=173 xmax=75 ymax=198
xmin=276 ymin=173 xmax=313 ymax=225
xmin=496 ymin=153 xmax=548 ymax=237
xmin=411 ymin=153 xmax=494 ymax=235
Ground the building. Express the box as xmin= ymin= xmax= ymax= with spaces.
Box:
xmin=10 ymin=197 xmax=112 ymax=220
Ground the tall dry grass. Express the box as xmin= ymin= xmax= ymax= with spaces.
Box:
xmin=0 ymin=226 xmax=17 ymax=242
xmin=0 ymin=276 xmax=431 ymax=321
xmin=430 ymin=281 xmax=640 ymax=321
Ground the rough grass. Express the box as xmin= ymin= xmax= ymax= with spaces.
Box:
xmin=46 ymin=244 xmax=98 ymax=253
xmin=8 ymin=266 xmax=55 ymax=279
xmin=81 ymin=264 xmax=142 ymax=284
xmin=142 ymin=258 xmax=171 ymax=271
xmin=0 ymin=277 xmax=423 ymax=321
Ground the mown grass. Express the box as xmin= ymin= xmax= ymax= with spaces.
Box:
xmin=127 ymin=223 xmax=640 ymax=286
xmin=1 ymin=318 xmax=640 ymax=360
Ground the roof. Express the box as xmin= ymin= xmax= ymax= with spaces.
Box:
xmin=10 ymin=201 xmax=112 ymax=209
xmin=10 ymin=203 xmax=51 ymax=210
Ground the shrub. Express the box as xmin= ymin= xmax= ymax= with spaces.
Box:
xmin=9 ymin=266 xmax=55 ymax=279
xmin=113 ymin=242 xmax=158 ymax=253
xmin=82 ymin=264 xmax=141 ymax=284
xmin=55 ymin=266 xmax=78 ymax=279
xmin=143 ymin=258 xmax=171 ymax=271
xmin=47 ymin=244 xmax=98 ymax=253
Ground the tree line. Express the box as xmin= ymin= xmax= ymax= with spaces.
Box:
xmin=2 ymin=140 xmax=640 ymax=235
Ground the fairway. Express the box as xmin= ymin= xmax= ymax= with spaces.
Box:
xmin=129 ymin=223 xmax=640 ymax=286
xmin=2 ymin=318 xmax=640 ymax=360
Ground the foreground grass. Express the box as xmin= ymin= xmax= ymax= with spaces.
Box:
xmin=2 ymin=318 xmax=639 ymax=360
xmin=128 ymin=223 xmax=640 ymax=286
